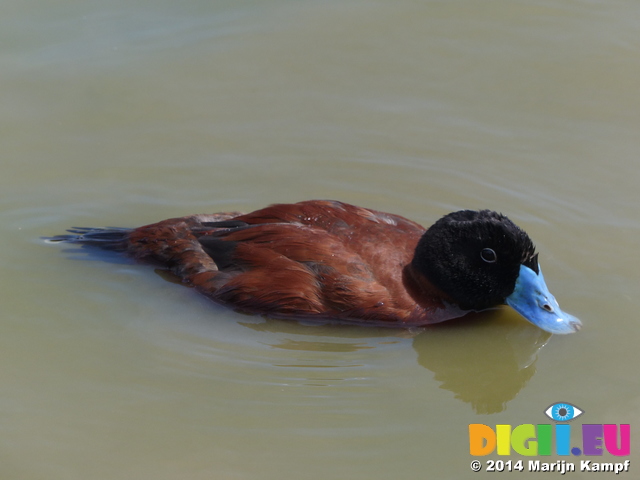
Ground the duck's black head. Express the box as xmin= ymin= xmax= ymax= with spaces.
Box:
xmin=413 ymin=210 xmax=537 ymax=311
xmin=412 ymin=210 xmax=581 ymax=334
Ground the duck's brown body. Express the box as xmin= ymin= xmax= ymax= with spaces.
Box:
xmin=114 ymin=200 xmax=461 ymax=325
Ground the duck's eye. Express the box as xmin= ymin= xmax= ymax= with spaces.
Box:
xmin=480 ymin=248 xmax=497 ymax=263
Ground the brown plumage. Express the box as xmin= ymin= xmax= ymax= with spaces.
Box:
xmin=127 ymin=200 xmax=454 ymax=324
xmin=52 ymin=200 xmax=457 ymax=325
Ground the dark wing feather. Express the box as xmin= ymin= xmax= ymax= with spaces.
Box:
xmin=198 ymin=236 xmax=238 ymax=270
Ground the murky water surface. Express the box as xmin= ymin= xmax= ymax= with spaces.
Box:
xmin=2 ymin=1 xmax=639 ymax=478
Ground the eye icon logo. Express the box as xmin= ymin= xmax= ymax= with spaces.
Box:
xmin=544 ymin=402 xmax=584 ymax=422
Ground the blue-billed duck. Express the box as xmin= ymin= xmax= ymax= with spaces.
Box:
xmin=48 ymin=200 xmax=581 ymax=334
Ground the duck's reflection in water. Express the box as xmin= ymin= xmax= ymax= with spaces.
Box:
xmin=413 ymin=310 xmax=550 ymax=414
xmin=241 ymin=309 xmax=549 ymax=413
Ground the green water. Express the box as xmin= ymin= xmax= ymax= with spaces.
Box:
xmin=2 ymin=1 xmax=639 ymax=478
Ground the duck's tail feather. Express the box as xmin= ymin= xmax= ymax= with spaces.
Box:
xmin=44 ymin=227 xmax=131 ymax=252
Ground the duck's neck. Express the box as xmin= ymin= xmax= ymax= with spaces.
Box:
xmin=403 ymin=264 xmax=457 ymax=309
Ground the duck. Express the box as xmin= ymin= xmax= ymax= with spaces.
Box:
xmin=48 ymin=200 xmax=581 ymax=334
